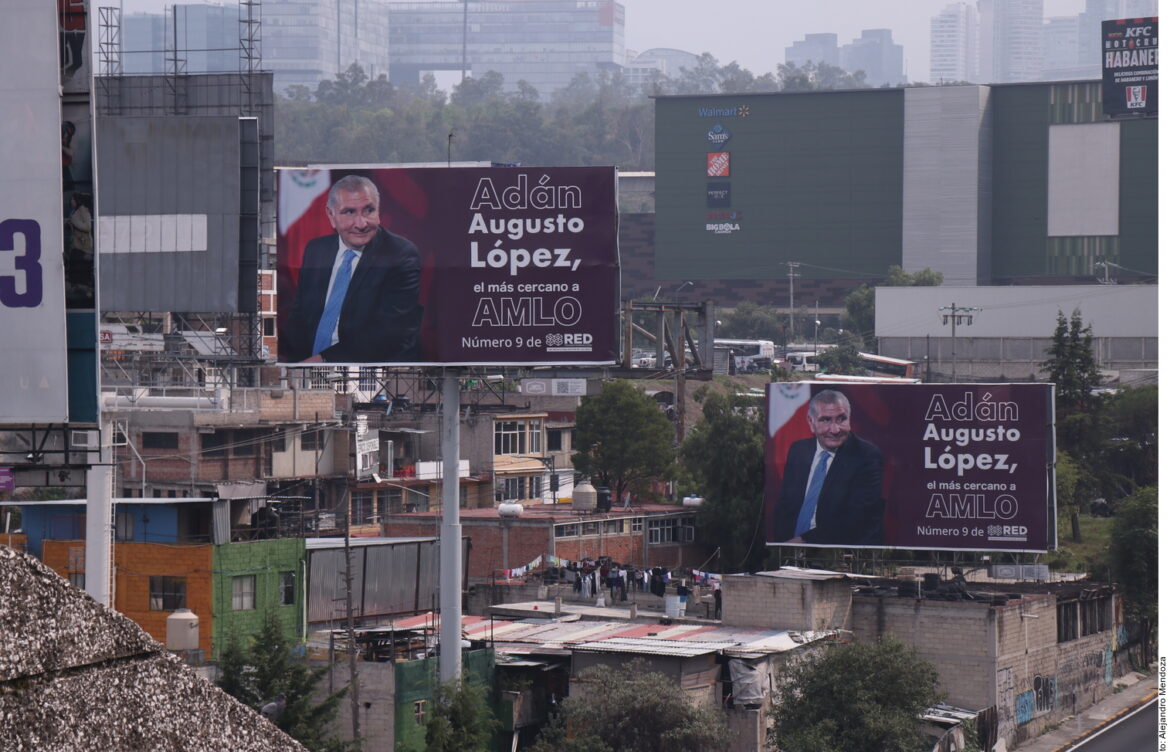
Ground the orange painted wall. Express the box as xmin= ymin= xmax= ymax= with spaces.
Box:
xmin=43 ymin=540 xmax=214 ymax=656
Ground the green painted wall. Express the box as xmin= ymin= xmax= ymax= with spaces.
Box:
xmin=655 ymin=89 xmax=905 ymax=281
xmin=394 ymin=649 xmax=496 ymax=752
xmin=212 ymin=538 xmax=306 ymax=659
xmin=992 ymin=81 xmax=1158 ymax=281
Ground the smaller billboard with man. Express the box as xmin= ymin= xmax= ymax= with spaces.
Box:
xmin=765 ymin=382 xmax=1056 ymax=552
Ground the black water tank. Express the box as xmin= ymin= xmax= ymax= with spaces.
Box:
xmin=596 ymin=486 xmax=612 ymax=512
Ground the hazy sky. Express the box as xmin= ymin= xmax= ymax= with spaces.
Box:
xmin=624 ymin=0 xmax=1088 ymax=82
xmin=114 ymin=0 xmax=1091 ymax=83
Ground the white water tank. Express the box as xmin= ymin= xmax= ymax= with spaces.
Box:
xmin=498 ymin=501 xmax=524 ymax=518
xmin=682 ymin=495 xmax=704 ymax=507
xmin=571 ymin=480 xmax=597 ymax=511
xmin=166 ymin=608 xmax=200 ymax=651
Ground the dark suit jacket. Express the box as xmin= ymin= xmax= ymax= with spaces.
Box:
xmin=284 ymin=227 xmax=422 ymax=363
xmin=773 ymin=433 xmax=885 ymax=546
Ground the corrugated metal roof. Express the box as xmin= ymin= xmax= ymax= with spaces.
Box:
xmin=573 ymin=637 xmax=737 ymax=657
xmin=304 ymin=536 xmax=435 ymax=549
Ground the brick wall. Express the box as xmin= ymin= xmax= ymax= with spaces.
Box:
xmin=721 ymin=575 xmax=852 ymax=631
xmin=45 ymin=540 xmax=215 ymax=656
xmin=851 ymin=594 xmax=998 ymax=711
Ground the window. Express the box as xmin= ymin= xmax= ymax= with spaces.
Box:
xmin=528 ymin=421 xmax=542 ymax=453
xmin=555 ymin=523 xmax=578 ymax=538
xmin=529 ymin=475 xmax=543 ymax=499
xmin=233 ymin=429 xmax=260 ymax=456
xmin=1081 ymin=595 xmax=1111 ymax=636
xmin=413 ymin=699 xmax=427 ymax=725
xmin=358 ymin=367 xmax=379 ymax=391
xmin=301 ymin=430 xmax=323 ymax=451
xmin=547 ymin=429 xmax=563 ymax=451
xmin=232 ymin=575 xmax=256 ymax=610
xmin=1057 ymin=601 xmax=1079 ymax=643
xmin=142 ymin=432 xmax=179 ymax=450
xmin=270 ymin=431 xmax=287 ymax=452
xmin=201 ymin=432 xmax=227 ymax=457
xmin=68 ymin=573 xmax=85 ymax=590
xmin=497 ymin=476 xmax=524 ymax=502
xmin=309 ymin=367 xmax=331 ymax=388
xmin=604 ymin=519 xmax=626 ymax=534
xmin=149 ymin=576 xmax=187 ymax=611
xmin=280 ymin=571 xmax=296 ymax=606
xmin=682 ymin=516 xmax=696 ymax=543
xmin=351 ymin=491 xmax=375 ymax=524
xmin=648 ymin=518 xmax=678 ymax=544
xmin=115 ymin=510 xmax=135 ymax=542
xmin=631 ymin=518 xmax=643 ymax=533
xmin=580 ymin=522 xmax=599 ymax=536
xmin=262 ymin=317 xmax=275 ymax=337
xmin=494 ymin=420 xmax=523 ymax=455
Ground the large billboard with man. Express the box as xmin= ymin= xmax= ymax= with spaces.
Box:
xmin=765 ymin=382 xmax=1056 ymax=552
xmin=276 ymin=166 xmax=619 ymax=366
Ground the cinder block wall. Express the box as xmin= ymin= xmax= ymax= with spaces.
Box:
xmin=721 ymin=575 xmax=852 ymax=631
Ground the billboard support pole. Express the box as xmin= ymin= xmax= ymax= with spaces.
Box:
xmin=85 ymin=420 xmax=114 ymax=607
xmin=439 ymin=371 xmax=463 ymax=684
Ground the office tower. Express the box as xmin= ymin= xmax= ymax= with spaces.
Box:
xmin=840 ymin=29 xmax=905 ymax=87
xmin=386 ymin=0 xmax=626 ymax=100
xmin=977 ymin=0 xmax=1043 ymax=83
xmin=785 ymin=33 xmax=840 ymax=68
xmin=931 ymin=2 xmax=979 ymax=84
xmin=122 ymin=4 xmax=239 ymax=75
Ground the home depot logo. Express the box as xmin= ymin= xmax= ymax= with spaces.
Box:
xmin=707 ymin=152 xmax=730 ymax=177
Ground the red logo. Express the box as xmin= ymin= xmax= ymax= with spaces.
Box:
xmin=707 ymin=152 xmax=730 ymax=177
xmin=1126 ymin=85 xmax=1148 ymax=108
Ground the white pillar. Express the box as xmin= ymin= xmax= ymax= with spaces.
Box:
xmin=85 ymin=421 xmax=114 ymax=606
xmin=439 ymin=373 xmax=463 ymax=683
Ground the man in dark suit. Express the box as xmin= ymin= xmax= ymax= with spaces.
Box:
xmin=284 ymin=174 xmax=422 ymax=363
xmin=773 ymin=389 xmax=885 ymax=546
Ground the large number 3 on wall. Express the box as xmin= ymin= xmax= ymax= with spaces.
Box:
xmin=0 ymin=219 xmax=43 ymax=308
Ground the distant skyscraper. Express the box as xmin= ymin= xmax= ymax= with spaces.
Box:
xmin=930 ymin=3 xmax=979 ymax=84
xmin=785 ymin=33 xmax=839 ymax=68
xmin=266 ymin=0 xmax=390 ymax=96
xmin=122 ymin=4 xmax=239 ymax=75
xmin=1042 ymin=16 xmax=1089 ymax=80
xmin=977 ymin=0 xmax=1042 ymax=83
xmin=625 ymin=48 xmax=700 ymax=89
xmin=386 ymin=0 xmax=626 ymax=100
xmin=840 ymin=29 xmax=905 ymax=86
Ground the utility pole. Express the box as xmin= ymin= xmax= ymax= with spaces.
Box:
xmin=786 ymin=262 xmax=800 ymax=348
xmin=939 ymin=303 xmax=981 ymax=383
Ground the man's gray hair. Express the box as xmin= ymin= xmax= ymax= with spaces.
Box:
xmin=808 ymin=389 xmax=850 ymax=419
xmin=327 ymin=174 xmax=379 ymax=209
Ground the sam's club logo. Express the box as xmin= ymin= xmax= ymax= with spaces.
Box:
xmin=707 ymin=123 xmax=731 ymax=147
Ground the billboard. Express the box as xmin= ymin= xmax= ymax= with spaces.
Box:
xmin=0 ymin=0 xmax=70 ymax=423
xmin=276 ymin=166 xmax=619 ymax=366
xmin=765 ymin=382 xmax=1055 ymax=552
xmin=1101 ymin=17 xmax=1158 ymax=117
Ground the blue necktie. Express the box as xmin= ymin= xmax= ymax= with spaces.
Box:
xmin=795 ymin=450 xmax=830 ymax=537
xmin=312 ymin=249 xmax=356 ymax=356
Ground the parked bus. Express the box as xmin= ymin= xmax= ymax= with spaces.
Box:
xmin=858 ymin=352 xmax=918 ymax=379
xmin=714 ymin=339 xmax=775 ymax=373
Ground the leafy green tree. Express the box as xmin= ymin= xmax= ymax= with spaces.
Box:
xmin=424 ymin=675 xmax=499 ymax=752
xmin=816 ymin=343 xmax=865 ymax=375
xmin=777 ymin=61 xmax=870 ymax=91
xmin=769 ymin=638 xmax=943 ymax=752
xmin=1100 ymin=385 xmax=1157 ymax=494
xmin=1054 ymin=449 xmax=1090 ymax=543
xmin=1041 ymin=308 xmax=1101 ymax=413
xmin=217 ymin=611 xmax=351 ymax=752
xmin=572 ymin=380 xmax=675 ymax=503
xmin=530 ymin=660 xmax=728 ymax=752
xmin=717 ymin=301 xmax=786 ymax=345
xmin=1109 ymin=487 xmax=1157 ymax=665
xmin=681 ymin=388 xmax=768 ymax=572
xmin=841 ymin=265 xmax=943 ymax=349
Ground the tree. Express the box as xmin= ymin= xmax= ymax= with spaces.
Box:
xmin=217 ymin=611 xmax=352 ymax=752
xmin=1100 ymin=385 xmax=1157 ymax=494
xmin=680 ymin=388 xmax=768 ymax=572
xmin=841 ymin=265 xmax=942 ymax=349
xmin=530 ymin=660 xmax=728 ymax=752
xmin=1109 ymin=487 xmax=1157 ymax=666
xmin=716 ymin=301 xmax=786 ymax=345
xmin=1041 ymin=309 xmax=1101 ymax=413
xmin=424 ymin=675 xmax=499 ymax=752
xmin=770 ymin=638 xmax=943 ymax=752
xmin=816 ymin=343 xmax=865 ymax=375
xmin=572 ymin=380 xmax=676 ymax=503
xmin=1054 ymin=449 xmax=1088 ymax=543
